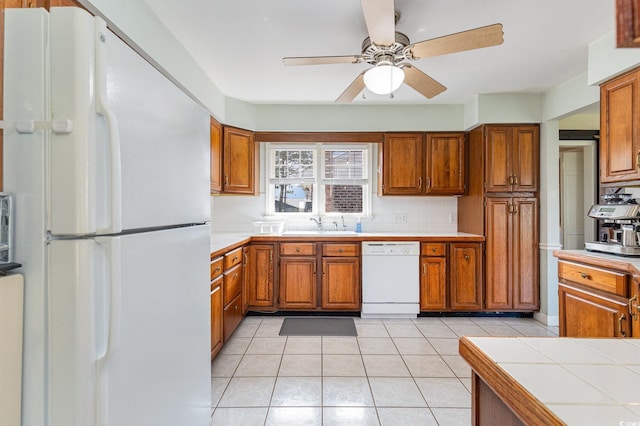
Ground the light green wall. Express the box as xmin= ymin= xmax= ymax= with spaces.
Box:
xmin=78 ymin=0 xmax=227 ymax=121
xmin=254 ymin=104 xmax=464 ymax=131
xmin=588 ymin=31 xmax=640 ymax=85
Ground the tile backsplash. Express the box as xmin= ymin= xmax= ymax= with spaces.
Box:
xmin=211 ymin=193 xmax=458 ymax=233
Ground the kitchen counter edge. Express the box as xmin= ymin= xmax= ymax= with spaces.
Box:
xmin=211 ymin=232 xmax=485 ymax=259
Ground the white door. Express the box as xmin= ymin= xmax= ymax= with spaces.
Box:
xmin=48 ymin=8 xmax=209 ymax=236
xmin=561 ymin=150 xmax=585 ymax=249
xmin=48 ymin=225 xmax=211 ymax=426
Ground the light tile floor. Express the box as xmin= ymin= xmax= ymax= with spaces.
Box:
xmin=211 ymin=316 xmax=558 ymax=425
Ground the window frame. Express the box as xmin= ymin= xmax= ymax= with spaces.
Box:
xmin=265 ymin=142 xmax=372 ymax=218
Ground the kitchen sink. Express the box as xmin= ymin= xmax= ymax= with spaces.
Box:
xmin=281 ymin=230 xmax=358 ymax=235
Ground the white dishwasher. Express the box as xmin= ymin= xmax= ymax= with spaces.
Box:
xmin=361 ymin=241 xmax=420 ymax=318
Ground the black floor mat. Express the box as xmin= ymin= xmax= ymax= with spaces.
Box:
xmin=279 ymin=317 xmax=357 ymax=336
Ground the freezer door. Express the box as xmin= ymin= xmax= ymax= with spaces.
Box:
xmin=48 ymin=8 xmax=209 ymax=235
xmin=48 ymin=225 xmax=211 ymax=426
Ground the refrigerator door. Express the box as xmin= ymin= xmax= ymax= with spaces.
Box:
xmin=48 ymin=8 xmax=209 ymax=235
xmin=48 ymin=225 xmax=211 ymax=426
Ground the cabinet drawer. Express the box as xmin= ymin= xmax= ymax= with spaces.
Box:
xmin=280 ymin=242 xmax=316 ymax=256
xmin=323 ymin=243 xmax=360 ymax=257
xmin=558 ymin=261 xmax=629 ymax=297
xmin=211 ymin=274 xmax=223 ymax=292
xmin=223 ymin=293 xmax=243 ymax=341
xmin=210 ymin=257 xmax=224 ymax=280
xmin=224 ymin=247 xmax=243 ymax=270
xmin=421 ymin=243 xmax=446 ymax=257
xmin=223 ymin=264 xmax=243 ymax=306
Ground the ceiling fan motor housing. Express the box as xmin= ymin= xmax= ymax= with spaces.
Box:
xmin=361 ymin=32 xmax=411 ymax=65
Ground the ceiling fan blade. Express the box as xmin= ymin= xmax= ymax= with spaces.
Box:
xmin=409 ymin=23 xmax=504 ymax=60
xmin=360 ymin=0 xmax=396 ymax=46
xmin=283 ymin=55 xmax=362 ymax=66
xmin=401 ymin=65 xmax=447 ymax=99
xmin=336 ymin=71 xmax=367 ymax=103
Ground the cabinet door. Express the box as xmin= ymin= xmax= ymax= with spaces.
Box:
xmin=245 ymin=244 xmax=275 ymax=308
xmin=322 ymin=257 xmax=361 ymax=310
xmin=559 ymin=283 xmax=631 ymax=337
xmin=381 ymin=133 xmax=424 ymax=195
xmin=210 ymin=117 xmax=223 ymax=193
xmin=223 ymin=293 xmax=243 ymax=341
xmin=449 ymin=243 xmax=483 ymax=310
xmin=210 ymin=278 xmax=223 ymax=359
xmin=484 ymin=126 xmax=512 ymax=193
xmin=485 ymin=198 xmax=512 ymax=310
xmin=632 ymin=279 xmax=640 ymax=337
xmin=511 ymin=126 xmax=539 ymax=192
xmin=223 ymin=126 xmax=256 ymax=194
xmin=600 ymin=70 xmax=640 ymax=183
xmin=279 ymin=257 xmax=317 ymax=308
xmin=512 ymin=198 xmax=539 ymax=310
xmin=425 ymin=133 xmax=465 ymax=195
xmin=420 ymin=257 xmax=447 ymax=310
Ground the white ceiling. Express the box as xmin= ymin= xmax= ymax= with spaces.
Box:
xmin=142 ymin=0 xmax=615 ymax=106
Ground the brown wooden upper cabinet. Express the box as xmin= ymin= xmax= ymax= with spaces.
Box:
xmin=600 ymin=69 xmax=640 ymax=183
xmin=210 ymin=118 xmax=258 ymax=195
xmin=210 ymin=117 xmax=223 ymax=192
xmin=380 ymin=132 xmax=465 ymax=195
xmin=484 ymin=125 xmax=539 ymax=193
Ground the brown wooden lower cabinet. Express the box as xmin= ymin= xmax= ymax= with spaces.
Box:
xmin=450 ymin=242 xmax=483 ymax=310
xmin=279 ymin=257 xmax=317 ymax=309
xmin=420 ymin=256 xmax=447 ymax=310
xmin=210 ymin=277 xmax=223 ymax=359
xmin=245 ymin=244 xmax=275 ymax=309
xmin=559 ymin=282 xmax=630 ymax=337
xmin=556 ymin=257 xmax=639 ymax=337
xmin=485 ymin=197 xmax=539 ymax=311
xmin=420 ymin=242 xmax=483 ymax=311
xmin=321 ymin=257 xmax=360 ymax=310
xmin=223 ymin=293 xmax=243 ymax=341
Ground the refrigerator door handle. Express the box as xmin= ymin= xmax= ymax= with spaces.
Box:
xmin=95 ymin=17 xmax=123 ymax=235
xmin=95 ymin=236 xmax=122 ymax=426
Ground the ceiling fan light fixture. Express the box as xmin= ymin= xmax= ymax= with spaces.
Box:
xmin=363 ymin=64 xmax=404 ymax=95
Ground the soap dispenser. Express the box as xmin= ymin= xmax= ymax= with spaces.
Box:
xmin=355 ymin=217 xmax=362 ymax=233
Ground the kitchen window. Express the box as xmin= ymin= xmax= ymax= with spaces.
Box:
xmin=266 ymin=143 xmax=371 ymax=217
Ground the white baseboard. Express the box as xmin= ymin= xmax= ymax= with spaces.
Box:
xmin=534 ymin=311 xmax=559 ymax=326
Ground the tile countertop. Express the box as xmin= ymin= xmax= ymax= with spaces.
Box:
xmin=210 ymin=231 xmax=485 ymax=255
xmin=459 ymin=336 xmax=640 ymax=425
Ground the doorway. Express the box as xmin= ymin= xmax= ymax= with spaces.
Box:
xmin=559 ymin=142 xmax=597 ymax=249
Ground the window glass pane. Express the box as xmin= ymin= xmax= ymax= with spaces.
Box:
xmin=273 ymin=149 xmax=315 ymax=179
xmin=273 ymin=183 xmax=313 ymax=212
xmin=324 ymin=150 xmax=365 ymax=179
xmin=325 ymin=184 xmax=363 ymax=213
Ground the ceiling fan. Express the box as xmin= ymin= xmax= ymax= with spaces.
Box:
xmin=283 ymin=0 xmax=504 ymax=103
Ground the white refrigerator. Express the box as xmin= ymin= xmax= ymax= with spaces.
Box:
xmin=3 ymin=7 xmax=211 ymax=426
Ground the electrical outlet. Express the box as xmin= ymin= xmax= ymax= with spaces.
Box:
xmin=394 ymin=214 xmax=408 ymax=224
xmin=449 ymin=213 xmax=457 ymax=223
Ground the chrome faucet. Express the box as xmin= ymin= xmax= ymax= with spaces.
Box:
xmin=310 ymin=217 xmax=322 ymax=230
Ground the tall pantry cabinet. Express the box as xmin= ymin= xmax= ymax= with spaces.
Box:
xmin=458 ymin=124 xmax=540 ymax=311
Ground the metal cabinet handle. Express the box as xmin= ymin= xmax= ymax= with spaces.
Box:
xmin=225 ymin=174 xmax=229 ymax=186
xmin=431 ymin=247 xmax=437 ymax=252
xmin=580 ymin=272 xmax=591 ymax=280
xmin=338 ymin=248 xmax=344 ymax=253
xmin=464 ymin=254 xmax=470 ymax=260
xmin=618 ymin=313 xmax=627 ymax=337
xmin=513 ymin=175 xmax=518 ymax=186
xmin=296 ymin=247 xmax=301 ymax=253
xmin=214 ymin=266 xmax=221 ymax=273
xmin=426 ymin=176 xmax=431 ymax=189
xmin=637 ymin=151 xmax=640 ymax=169
xmin=418 ymin=177 xmax=423 ymax=189
xmin=629 ymin=295 xmax=638 ymax=320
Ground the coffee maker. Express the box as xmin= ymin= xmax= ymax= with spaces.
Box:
xmin=585 ymin=193 xmax=640 ymax=256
